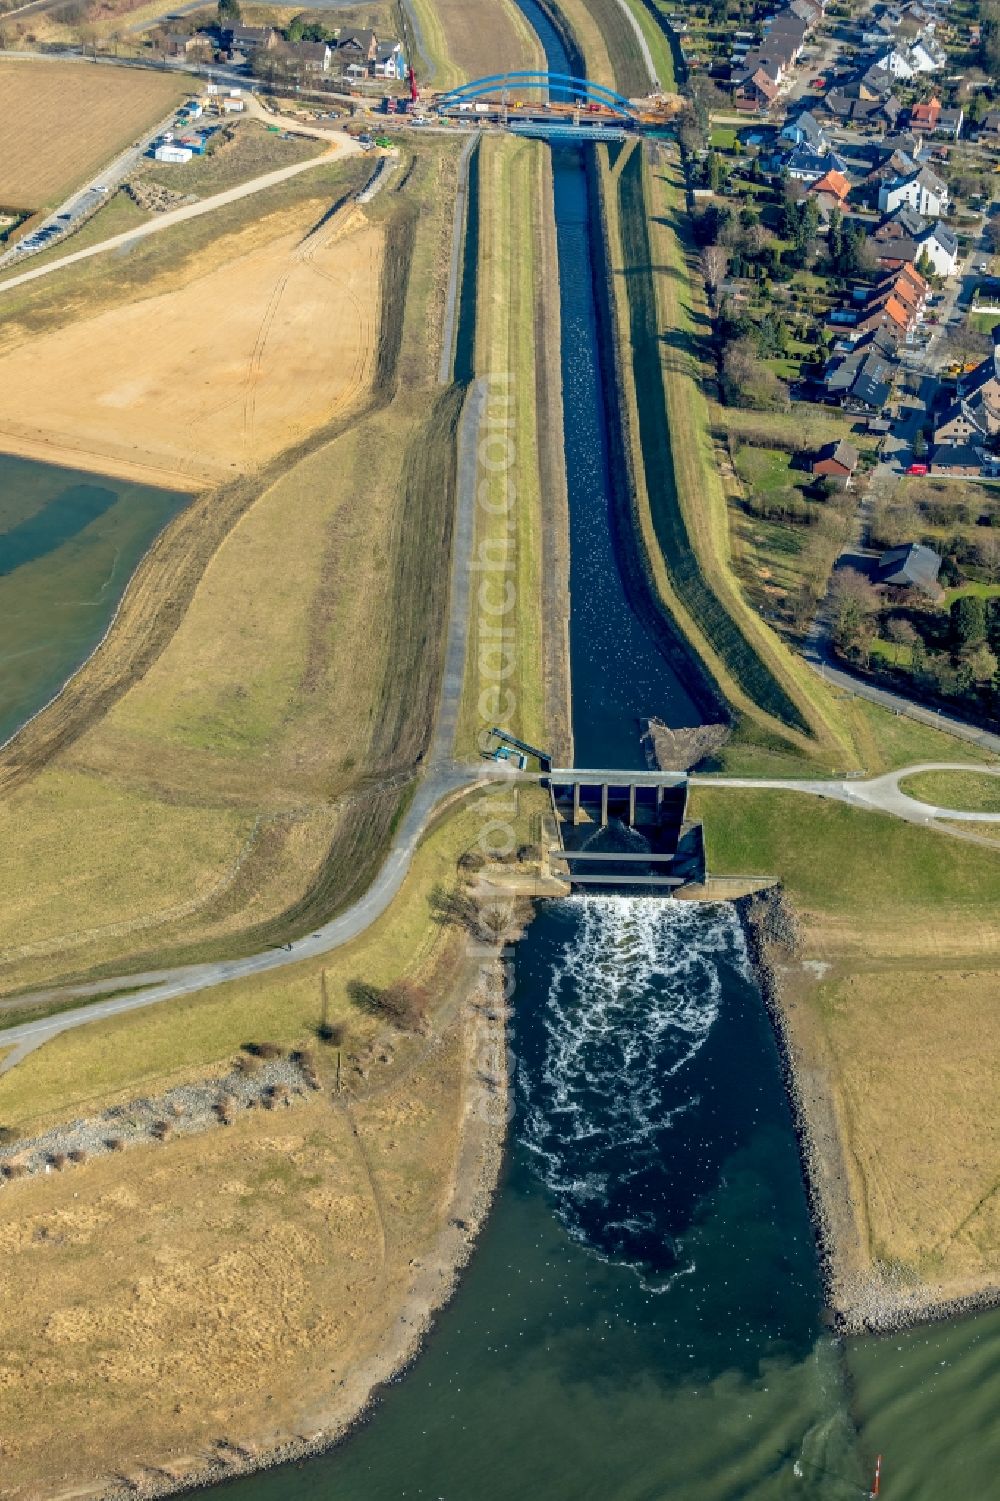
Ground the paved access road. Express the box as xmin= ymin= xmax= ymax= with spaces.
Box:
xmin=691 ymin=760 xmax=1000 ymax=832
xmin=0 ymin=371 xmax=496 ymax=1073
xmin=0 ymin=124 xmax=361 ymax=295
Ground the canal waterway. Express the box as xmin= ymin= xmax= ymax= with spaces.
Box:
xmin=206 ymin=4 xmax=1000 ymax=1494
xmin=0 ymin=453 xmax=187 ymax=746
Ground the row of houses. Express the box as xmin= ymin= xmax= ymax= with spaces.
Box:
xmin=225 ymin=25 xmax=406 ymax=80
xmin=821 ymin=265 xmax=930 ymax=418
xmin=730 ymin=0 xmax=824 ymax=114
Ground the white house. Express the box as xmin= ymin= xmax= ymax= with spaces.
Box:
xmin=873 ymin=35 xmax=945 ymax=78
xmin=916 ymin=220 xmax=959 ymax=276
xmin=373 ymin=39 xmax=406 ymax=79
xmin=878 ymin=165 xmax=949 ymax=217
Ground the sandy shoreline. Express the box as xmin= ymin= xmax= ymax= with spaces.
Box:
xmin=735 ymin=889 xmax=1000 ymax=1338
xmin=0 ymin=430 xmax=208 ymax=492
xmin=88 ymin=960 xmax=510 ymax=1501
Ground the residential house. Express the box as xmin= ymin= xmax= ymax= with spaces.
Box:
xmin=875 ymin=221 xmax=956 ymax=276
xmin=875 ymin=203 xmax=926 ymax=240
xmin=373 ymin=39 xmax=406 ymax=79
xmin=162 ymin=31 xmax=214 ymax=57
xmin=877 ymin=164 xmax=948 ymax=215
xmin=809 ymin=168 xmax=851 ymax=216
xmin=909 ymin=95 xmax=941 ymax=131
xmin=872 ymin=34 xmax=945 ymax=77
xmin=930 ymin=442 xmax=987 ymax=475
xmin=933 ymin=328 xmax=1000 ymax=448
xmin=820 ymin=85 xmax=901 ymax=129
xmin=980 ymin=110 xmax=1000 ymax=140
xmin=876 ymin=542 xmax=943 ymax=595
xmin=229 ymin=24 xmax=279 ymax=52
xmin=811 ymin=438 xmax=860 ymax=484
xmin=336 ymin=28 xmax=378 ymax=63
xmin=914 ymin=219 xmax=958 ymax=275
xmin=934 ymin=105 xmax=963 ymax=139
xmin=780 ymin=109 xmax=827 ymax=148
xmin=273 ymin=39 xmax=331 ymax=72
xmin=736 ymin=66 xmax=780 ymax=113
xmin=823 ymin=328 xmax=897 ymax=411
xmin=785 ymin=144 xmax=841 ymax=181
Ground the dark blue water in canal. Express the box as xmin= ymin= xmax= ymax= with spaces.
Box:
xmin=209 ymin=5 xmax=1000 ymax=1498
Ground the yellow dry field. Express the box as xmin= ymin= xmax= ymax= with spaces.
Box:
xmin=429 ymin=0 xmax=544 ymax=77
xmin=0 ymin=61 xmax=184 ymax=212
xmin=818 ymin=966 xmax=1000 ymax=1296
xmin=0 ymin=210 xmax=382 ymax=489
xmin=0 ymin=144 xmax=462 ymax=997
xmin=0 ymin=1024 xmax=469 ymax=1500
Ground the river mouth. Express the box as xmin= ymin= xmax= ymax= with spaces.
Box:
xmin=0 ymin=452 xmax=187 ymax=747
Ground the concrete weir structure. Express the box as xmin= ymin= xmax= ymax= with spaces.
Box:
xmin=545 ymin=769 xmax=705 ymax=890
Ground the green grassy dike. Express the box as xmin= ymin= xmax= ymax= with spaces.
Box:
xmin=596 ymin=141 xmax=867 ymax=762
xmin=455 ymin=134 xmax=557 ymax=759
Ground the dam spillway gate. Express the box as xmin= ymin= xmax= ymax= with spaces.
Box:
xmin=545 ymin=769 xmax=705 ymax=892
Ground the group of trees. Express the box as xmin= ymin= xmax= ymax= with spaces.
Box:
xmin=830 ymin=569 xmax=1000 ymax=715
xmin=826 ymin=206 xmax=875 ymax=279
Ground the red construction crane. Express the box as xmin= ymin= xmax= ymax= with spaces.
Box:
xmin=869 ymin=1455 xmax=883 ymax=1498
xmin=409 ymin=64 xmax=419 ymax=104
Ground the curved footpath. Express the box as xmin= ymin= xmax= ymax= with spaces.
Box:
xmin=691 ymin=760 xmax=1000 ymax=840
xmin=0 ymin=101 xmax=363 ymax=296
xmin=0 ymin=377 xmax=497 ymax=1073
xmin=3 ymin=753 xmax=999 ymax=1066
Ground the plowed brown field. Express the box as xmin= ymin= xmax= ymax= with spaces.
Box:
xmin=0 ymin=207 xmax=382 ymax=486
xmin=0 ymin=61 xmax=184 ymax=212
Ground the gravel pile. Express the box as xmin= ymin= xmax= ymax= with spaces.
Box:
xmin=0 ymin=1054 xmax=318 ymax=1185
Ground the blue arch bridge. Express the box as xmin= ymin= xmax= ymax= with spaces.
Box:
xmin=435 ymin=71 xmax=645 ymax=139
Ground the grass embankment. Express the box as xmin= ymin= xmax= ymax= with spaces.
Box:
xmin=597 ymin=141 xmax=855 ymax=762
xmin=545 ymin=0 xmax=616 ymax=88
xmin=410 ymin=0 xmax=544 ymax=86
xmin=901 ymin=769 xmax=1000 ymax=813
xmin=0 ymin=143 xmax=466 ymax=999
xmin=0 ymin=941 xmax=499 ymax=1498
xmin=691 ymin=785 xmax=1000 ymax=1317
xmin=0 ymin=60 xmax=184 ymax=218
xmin=455 ymin=134 xmax=567 ymax=760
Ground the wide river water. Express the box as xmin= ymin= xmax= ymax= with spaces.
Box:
xmin=0 ymin=453 xmax=187 ymax=746
xmin=131 ymin=7 xmax=1000 ymax=1493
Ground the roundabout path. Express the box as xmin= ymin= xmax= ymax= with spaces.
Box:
xmin=691 ymin=761 xmax=1000 ymax=834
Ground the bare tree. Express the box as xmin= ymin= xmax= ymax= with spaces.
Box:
xmin=700 ymin=244 xmax=729 ymax=304
xmin=885 ymin=617 xmax=918 ymax=664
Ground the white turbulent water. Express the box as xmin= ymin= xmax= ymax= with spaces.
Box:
xmin=519 ymin=897 xmax=751 ymax=1281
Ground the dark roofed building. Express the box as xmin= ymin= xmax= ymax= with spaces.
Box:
xmin=876 ymin=542 xmax=943 ymax=596
xmin=930 ymin=443 xmax=984 ymax=476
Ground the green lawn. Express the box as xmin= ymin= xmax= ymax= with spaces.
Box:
xmin=900 ymin=768 xmax=1000 ymax=813
xmin=710 ymin=127 xmax=738 ymax=150
xmin=733 ymin=444 xmax=800 ymax=495
xmin=689 ymin=786 xmax=1000 ymax=915
xmin=970 ymin=311 xmax=1000 ymax=334
xmin=944 ymin=582 xmax=1000 ymax=604
xmin=869 ymin=635 xmax=914 ymax=668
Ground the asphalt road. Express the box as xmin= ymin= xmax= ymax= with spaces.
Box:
xmin=0 ymin=118 xmax=361 ymax=295
xmin=691 ymin=760 xmax=1000 ymax=832
xmin=0 ymin=103 xmax=185 ymax=271
xmin=0 ymin=378 xmax=498 ymax=1072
